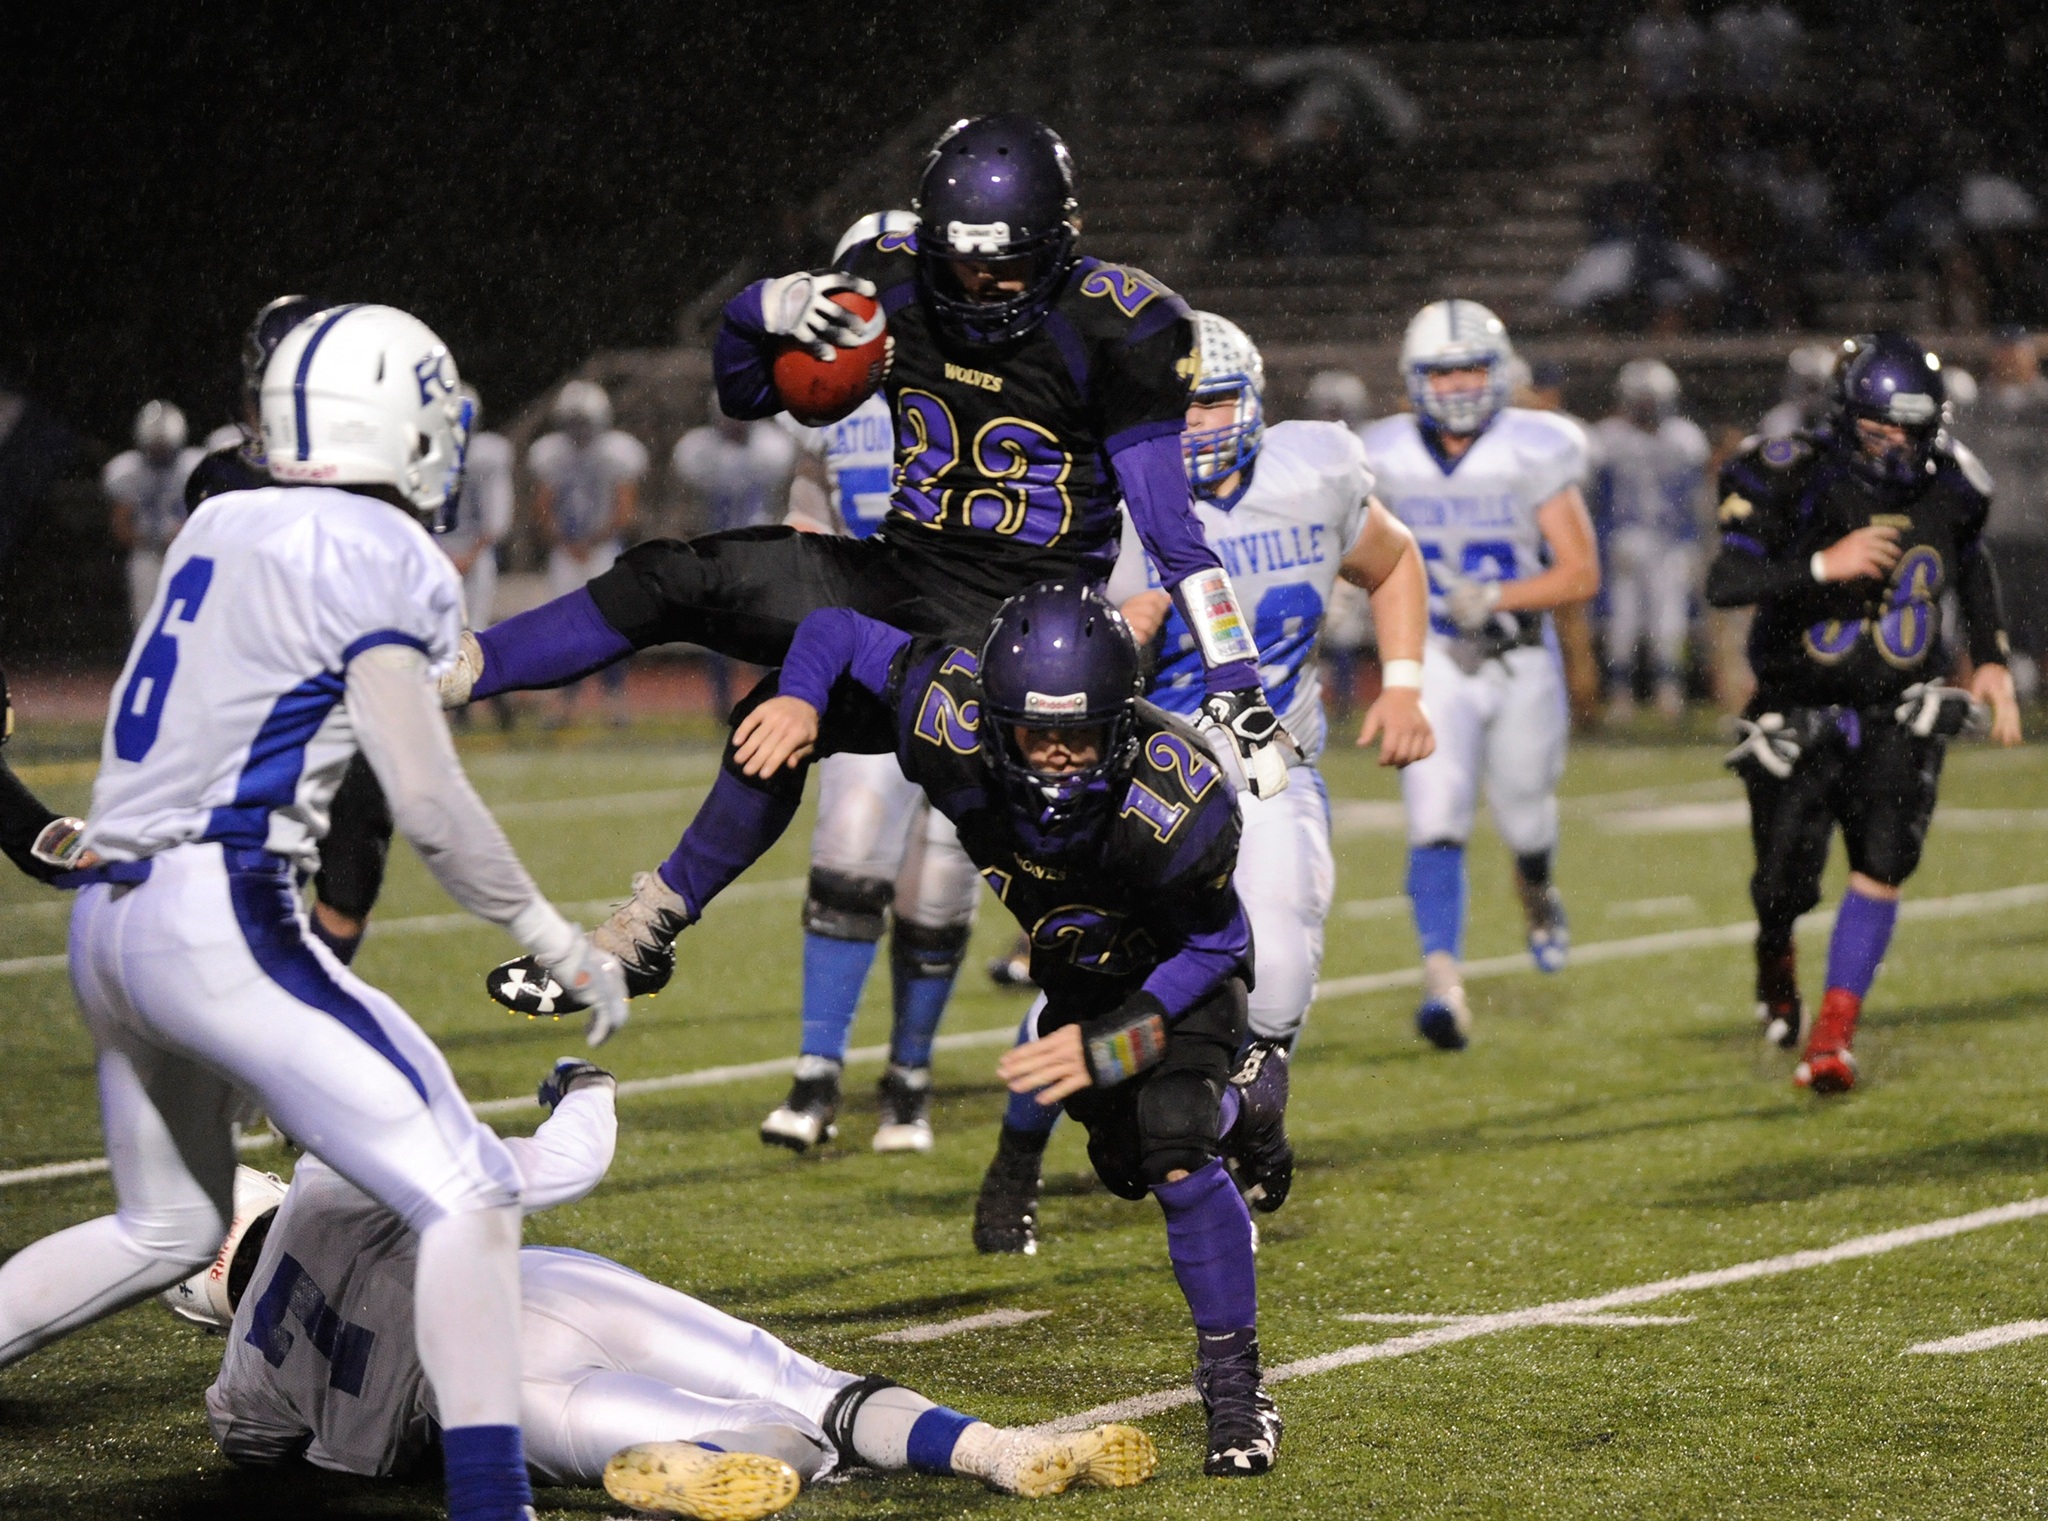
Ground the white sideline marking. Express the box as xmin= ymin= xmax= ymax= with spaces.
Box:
xmin=1035 ymin=1193 xmax=2048 ymax=1433
xmin=869 ymin=1308 xmax=1053 ymax=1344
xmin=1341 ymin=1312 xmax=1692 ymax=1327
xmin=1904 ymin=1320 xmax=2048 ymax=1355
xmin=1607 ymin=895 xmax=1699 ymax=919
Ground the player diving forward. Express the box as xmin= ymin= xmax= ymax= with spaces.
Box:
xmin=0 ymin=305 xmax=628 ymax=1521
xmin=440 ymin=116 xmax=1290 ymax=1001
xmin=972 ymin=312 xmax=1434 ymax=1250
xmin=1361 ymin=301 xmax=1600 ymax=1051
xmin=492 ymin=583 xmax=1285 ymax=1476
xmin=194 ymin=1059 xmax=1153 ymax=1517
xmin=1709 ymin=332 xmax=2021 ymax=1093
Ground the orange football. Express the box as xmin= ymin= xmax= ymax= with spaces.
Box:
xmin=771 ymin=290 xmax=889 ymax=426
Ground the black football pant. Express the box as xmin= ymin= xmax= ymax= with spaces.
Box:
xmin=1055 ymin=977 xmax=1250 ymax=1196
xmin=317 ymin=753 xmax=394 ymax=923
xmin=1743 ymin=718 xmax=1944 ymax=954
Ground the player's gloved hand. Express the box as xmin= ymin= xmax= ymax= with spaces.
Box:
xmin=438 ymin=629 xmax=485 ymax=709
xmin=537 ymin=1057 xmax=616 ymax=1111
xmin=1443 ymin=576 xmax=1503 ymax=635
xmin=1197 ymin=689 xmax=1298 ymax=799
xmin=29 ymin=817 xmax=92 ymax=871
xmin=1724 ymin=712 xmax=1804 ymax=780
xmin=537 ymin=933 xmax=631 ymax=1047
xmin=760 ymin=271 xmax=883 ymax=362
xmin=1895 ymin=682 xmax=1988 ymax=740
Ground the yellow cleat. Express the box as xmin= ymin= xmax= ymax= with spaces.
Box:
xmin=994 ymin=1423 xmax=1160 ymax=1498
xmin=602 ymin=1442 xmax=802 ymax=1520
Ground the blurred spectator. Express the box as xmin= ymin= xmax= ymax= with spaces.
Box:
xmin=1303 ymin=369 xmax=1369 ymax=428
xmin=1550 ymin=178 xmax=1726 ymax=334
xmin=1591 ymin=360 xmax=1709 ymax=722
xmin=671 ymin=389 xmax=797 ymax=534
xmin=1710 ymin=4 xmax=1803 ymax=109
xmin=1626 ymin=0 xmax=1707 ymax=105
xmin=1963 ymin=329 xmax=2048 ymax=673
xmin=1759 ymin=343 xmax=1839 ymax=439
xmin=529 ymin=380 xmax=645 ymax=725
xmin=101 ymin=401 xmax=202 ymax=629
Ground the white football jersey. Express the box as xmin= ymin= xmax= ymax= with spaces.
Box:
xmin=1107 ymin=420 xmax=1371 ymax=761
xmin=789 ymin=393 xmax=895 ymax=539
xmin=442 ymin=430 xmax=514 ymax=557
xmin=102 ymin=446 xmax=205 ymax=551
xmin=528 ymin=428 xmax=648 ymax=543
xmin=670 ymin=419 xmax=796 ymax=534
xmin=82 ymin=487 xmax=463 ymax=873
xmin=1360 ymin=407 xmax=1587 ymax=639
xmin=1590 ymin=414 xmax=1709 ymax=541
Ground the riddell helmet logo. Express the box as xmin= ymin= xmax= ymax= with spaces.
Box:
xmin=1025 ymin=691 xmax=1088 ymax=719
xmin=946 ymin=220 xmax=1010 ymax=254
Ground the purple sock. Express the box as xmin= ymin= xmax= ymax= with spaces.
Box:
xmin=473 ymin=588 xmax=632 ymax=698
xmin=656 ymin=771 xmax=802 ymax=915
xmin=1825 ymin=888 xmax=1898 ymax=998
xmin=441 ymin=1423 xmax=532 ymax=1521
xmin=1154 ymin=1160 xmax=1257 ymax=1334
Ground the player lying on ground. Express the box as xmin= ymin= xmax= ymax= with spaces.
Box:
xmin=971 ymin=311 xmax=1434 ymax=1253
xmin=1361 ymin=299 xmax=1601 ymax=1051
xmin=0 ymin=305 xmax=628 ymax=1521
xmin=490 ymin=583 xmax=1283 ymax=1476
xmin=0 ymin=665 xmax=92 ymax=881
xmin=1708 ymin=330 xmax=2021 ymax=1094
xmin=189 ymin=1059 xmax=1153 ymax=1519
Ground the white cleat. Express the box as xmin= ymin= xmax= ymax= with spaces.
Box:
xmin=956 ymin=1423 xmax=1159 ymax=1497
xmin=603 ymin=1442 xmax=801 ymax=1520
xmin=872 ymin=1064 xmax=935 ymax=1153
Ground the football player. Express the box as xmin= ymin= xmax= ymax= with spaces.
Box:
xmin=440 ymin=116 xmax=1290 ymax=918
xmin=1708 ymin=332 xmax=2021 ymax=1093
xmin=0 ymin=665 xmax=91 ymax=881
xmin=973 ymin=312 xmax=1433 ymax=1245
xmin=1591 ymin=359 xmax=1710 ymax=722
xmin=191 ymin=1059 xmax=1154 ymax=1515
xmin=490 ymin=583 xmax=1283 ymax=1477
xmin=103 ymin=399 xmax=204 ymax=629
xmin=1361 ymin=301 xmax=1600 ymax=1051
xmin=0 ymin=305 xmax=628 ymax=1521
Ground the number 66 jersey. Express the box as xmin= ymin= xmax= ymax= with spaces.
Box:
xmin=82 ymin=486 xmax=464 ymax=870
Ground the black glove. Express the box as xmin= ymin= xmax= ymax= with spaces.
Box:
xmin=1895 ymin=682 xmax=1988 ymax=739
xmin=537 ymin=1057 xmax=616 ymax=1111
xmin=1079 ymin=992 xmax=1171 ymax=1088
xmin=1196 ymin=689 xmax=1298 ymax=799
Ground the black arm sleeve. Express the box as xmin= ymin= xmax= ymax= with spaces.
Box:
xmin=1704 ymin=544 xmax=1817 ymax=609
xmin=0 ymin=757 xmax=62 ymax=883
xmin=1957 ymin=542 xmax=2012 ymax=666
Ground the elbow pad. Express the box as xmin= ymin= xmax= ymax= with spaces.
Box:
xmin=1081 ymin=992 xmax=1171 ymax=1087
xmin=1177 ymin=568 xmax=1258 ymax=668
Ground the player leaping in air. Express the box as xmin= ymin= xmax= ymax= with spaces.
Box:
xmin=492 ymin=582 xmax=1284 ymax=1477
xmin=441 ymin=115 xmax=1289 ymax=1000
xmin=971 ymin=311 xmax=1435 ymax=1252
xmin=1709 ymin=332 xmax=2021 ymax=1093
xmin=1361 ymin=300 xmax=1601 ymax=1051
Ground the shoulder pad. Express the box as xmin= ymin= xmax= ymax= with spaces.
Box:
xmin=1266 ymin=419 xmax=1366 ymax=477
xmin=1941 ymin=438 xmax=1995 ymax=498
xmin=1065 ymin=258 xmax=1188 ymax=330
xmin=1357 ymin=414 xmax=1415 ymax=457
xmin=1509 ymin=406 xmax=1588 ymax=455
xmin=1754 ymin=435 xmax=1812 ymax=471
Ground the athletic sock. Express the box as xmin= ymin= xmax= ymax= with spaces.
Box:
xmin=1825 ymin=889 xmax=1898 ymax=1000
xmin=308 ymin=915 xmax=363 ymax=967
xmin=1154 ymin=1160 xmax=1257 ymax=1335
xmin=800 ymin=932 xmax=879 ymax=1063
xmin=887 ymin=931 xmax=959 ymax=1069
xmin=1514 ymin=850 xmax=1552 ymax=889
xmin=441 ymin=1424 xmax=533 ymax=1521
xmin=1407 ymin=843 xmax=1467 ymax=961
xmin=1000 ymin=1007 xmax=1063 ymax=1135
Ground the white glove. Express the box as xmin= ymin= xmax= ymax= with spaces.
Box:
xmin=759 ymin=271 xmax=883 ymax=361
xmin=1443 ymin=577 xmax=1503 ymax=635
xmin=1894 ymin=682 xmax=1988 ymax=739
xmin=439 ymin=629 xmax=485 ymax=710
xmin=537 ymin=933 xmax=631 ymax=1047
xmin=1724 ymin=713 xmax=1801 ymax=780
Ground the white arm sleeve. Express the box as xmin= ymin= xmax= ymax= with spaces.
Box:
xmin=344 ymin=644 xmax=578 ymax=964
xmin=500 ymin=1085 xmax=618 ymax=1214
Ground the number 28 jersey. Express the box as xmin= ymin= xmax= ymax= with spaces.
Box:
xmin=83 ymin=487 xmax=463 ymax=872
xmin=1360 ymin=407 xmax=1587 ymax=640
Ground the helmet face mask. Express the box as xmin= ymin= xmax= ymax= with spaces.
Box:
xmin=1185 ymin=311 xmax=1266 ymax=506
xmin=1831 ymin=332 xmax=1948 ymax=486
xmin=1402 ymin=300 xmax=1514 ymax=436
xmin=912 ymin=115 xmax=1080 ymax=345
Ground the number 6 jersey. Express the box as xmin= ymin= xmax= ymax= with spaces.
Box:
xmin=83 ymin=487 xmax=464 ymax=871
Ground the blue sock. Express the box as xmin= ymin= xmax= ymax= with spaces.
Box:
xmin=441 ymin=1424 xmax=532 ymax=1521
xmin=888 ymin=934 xmax=960 ymax=1069
xmin=800 ymin=932 xmax=879 ymax=1062
xmin=1002 ymin=1008 xmax=1063 ymax=1134
xmin=1825 ymin=889 xmax=1898 ymax=998
xmin=1407 ymin=843 xmax=1467 ymax=960
xmin=1154 ymin=1160 xmax=1258 ymax=1334
xmin=906 ymin=1406 xmax=979 ymax=1475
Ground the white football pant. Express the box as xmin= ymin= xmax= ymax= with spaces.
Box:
xmin=1401 ymin=642 xmax=1567 ymax=856
xmin=810 ymin=751 xmax=979 ymax=930
xmin=1605 ymin=528 xmax=1697 ymax=684
xmin=1236 ymin=767 xmax=1335 ymax=1044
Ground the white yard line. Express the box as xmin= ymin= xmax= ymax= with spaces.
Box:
xmin=1904 ymin=1321 xmax=2048 ymax=1355
xmin=1607 ymin=895 xmax=1700 ymax=919
xmin=1340 ymin=1312 xmax=1692 ymax=1327
xmin=869 ymin=1308 xmax=1053 ymax=1344
xmin=1035 ymin=1193 xmax=2048 ymax=1433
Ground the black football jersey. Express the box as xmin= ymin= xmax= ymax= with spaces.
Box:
xmin=839 ymin=233 xmax=1197 ymax=606
xmin=878 ymin=634 xmax=1245 ymax=1023
xmin=1714 ymin=432 xmax=1996 ymax=709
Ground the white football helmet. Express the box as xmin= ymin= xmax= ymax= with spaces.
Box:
xmin=159 ymin=1166 xmax=289 ymax=1332
xmin=261 ymin=304 xmax=472 ymax=530
xmin=1617 ymin=358 xmax=1681 ymax=419
xmin=1185 ymin=310 xmax=1265 ymax=503
xmin=1304 ymin=368 xmax=1369 ymax=427
xmin=134 ymin=399 xmax=189 ymax=455
xmin=553 ymin=379 xmax=614 ymax=437
xmin=1401 ymin=299 xmax=1515 ymax=435
xmin=834 ymin=208 xmax=919 ymax=265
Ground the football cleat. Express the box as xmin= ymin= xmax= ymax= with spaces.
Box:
xmin=760 ymin=1060 xmax=841 ymax=1152
xmin=872 ymin=1064 xmax=935 ymax=1153
xmin=1196 ymin=1336 xmax=1281 ymax=1477
xmin=1225 ymin=1038 xmax=1294 ymax=1213
xmin=973 ymin=1126 xmax=1047 ymax=1254
xmin=987 ymin=932 xmax=1036 ymax=989
xmin=973 ymin=1424 xmax=1158 ymax=1497
xmin=1522 ymin=883 xmax=1570 ymax=974
xmin=602 ymin=1441 xmax=801 ymax=1520
xmin=1794 ymin=987 xmax=1862 ymax=1095
xmin=1755 ymin=944 xmax=1803 ymax=1050
xmin=591 ymin=870 xmax=691 ymax=996
xmin=1415 ymin=987 xmax=1471 ymax=1051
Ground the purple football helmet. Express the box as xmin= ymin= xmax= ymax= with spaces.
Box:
xmin=1831 ymin=331 xmax=1949 ymax=485
xmin=979 ymin=581 xmax=1142 ymax=855
xmin=240 ymin=294 xmax=325 ymax=424
xmin=912 ymin=114 xmax=1079 ymax=345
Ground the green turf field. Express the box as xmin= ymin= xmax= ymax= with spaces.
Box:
xmin=6 ymin=725 xmax=2048 ymax=1519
